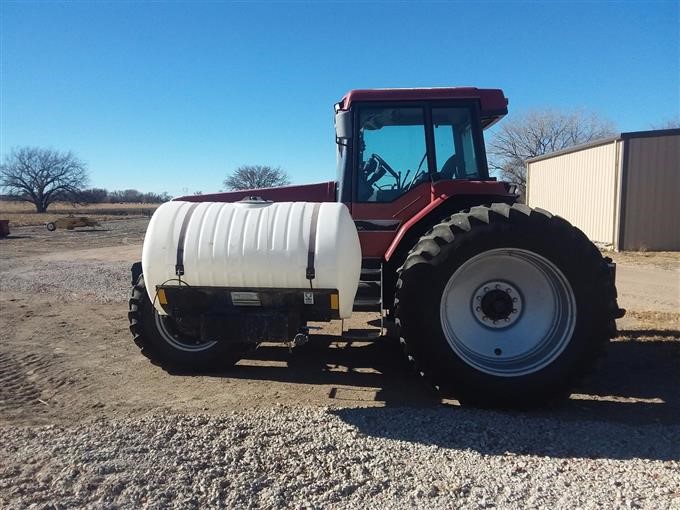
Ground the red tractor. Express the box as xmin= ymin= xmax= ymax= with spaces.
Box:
xmin=129 ymin=87 xmax=623 ymax=407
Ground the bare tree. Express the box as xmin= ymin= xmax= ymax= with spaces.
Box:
xmin=223 ymin=165 xmax=290 ymax=191
xmin=487 ymin=109 xmax=616 ymax=197
xmin=0 ymin=147 xmax=88 ymax=212
xmin=651 ymin=118 xmax=680 ymax=130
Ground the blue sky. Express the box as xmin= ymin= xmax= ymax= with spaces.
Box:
xmin=1 ymin=1 xmax=678 ymax=196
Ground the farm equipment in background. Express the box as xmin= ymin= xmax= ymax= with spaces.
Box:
xmin=46 ymin=216 xmax=101 ymax=231
xmin=128 ymin=87 xmax=624 ymax=407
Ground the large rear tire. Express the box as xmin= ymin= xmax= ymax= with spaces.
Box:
xmin=395 ymin=203 xmax=618 ymax=407
xmin=128 ymin=275 xmax=252 ymax=371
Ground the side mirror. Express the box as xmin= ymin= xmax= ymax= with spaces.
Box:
xmin=335 ymin=110 xmax=352 ymax=142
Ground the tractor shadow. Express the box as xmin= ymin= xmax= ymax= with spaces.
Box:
xmin=225 ymin=335 xmax=441 ymax=406
xmin=333 ymin=330 xmax=680 ymax=461
xmin=204 ymin=328 xmax=680 ymax=461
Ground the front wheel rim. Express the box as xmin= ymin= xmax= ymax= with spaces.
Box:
xmin=154 ymin=313 xmax=217 ymax=352
xmin=439 ymin=248 xmax=576 ymax=377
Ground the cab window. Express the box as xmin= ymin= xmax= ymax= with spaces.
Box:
xmin=432 ymin=107 xmax=481 ymax=179
xmin=357 ymin=107 xmax=427 ymax=202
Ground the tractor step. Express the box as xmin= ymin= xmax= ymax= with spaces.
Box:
xmin=360 ymin=267 xmax=381 ymax=281
xmin=352 ymin=299 xmax=382 ymax=312
xmin=343 ymin=328 xmax=382 ymax=340
xmin=353 ymin=281 xmax=381 ymax=312
xmin=354 ymin=259 xmax=382 ymax=312
xmin=360 ymin=259 xmax=382 ymax=281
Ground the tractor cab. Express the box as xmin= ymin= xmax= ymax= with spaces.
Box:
xmin=335 ymin=87 xmax=508 ymax=207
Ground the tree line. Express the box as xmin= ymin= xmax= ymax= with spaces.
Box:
xmin=0 ymin=187 xmax=171 ymax=206
xmin=74 ymin=188 xmax=171 ymax=204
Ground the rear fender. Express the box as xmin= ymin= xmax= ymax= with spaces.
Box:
xmin=381 ymin=193 xmax=515 ymax=312
xmin=384 ymin=193 xmax=515 ymax=263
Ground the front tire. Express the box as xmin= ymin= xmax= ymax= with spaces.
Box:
xmin=128 ymin=275 xmax=251 ymax=370
xmin=395 ymin=203 xmax=618 ymax=407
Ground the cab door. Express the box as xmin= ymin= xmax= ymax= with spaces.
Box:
xmin=350 ymin=104 xmax=433 ymax=258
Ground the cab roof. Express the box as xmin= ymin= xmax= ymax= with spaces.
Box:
xmin=339 ymin=87 xmax=508 ymax=127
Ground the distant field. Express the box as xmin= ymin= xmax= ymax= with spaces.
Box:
xmin=0 ymin=201 xmax=160 ymax=226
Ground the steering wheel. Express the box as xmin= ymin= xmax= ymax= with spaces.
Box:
xmin=365 ymin=154 xmax=400 ymax=189
xmin=362 ymin=155 xmax=381 ymax=184
xmin=372 ymin=154 xmax=400 ymax=181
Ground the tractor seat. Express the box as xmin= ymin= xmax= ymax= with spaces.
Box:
xmin=440 ymin=154 xmax=464 ymax=179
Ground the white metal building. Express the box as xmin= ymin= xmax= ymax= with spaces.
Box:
xmin=526 ymin=129 xmax=680 ymax=251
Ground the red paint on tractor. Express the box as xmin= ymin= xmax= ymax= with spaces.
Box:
xmin=175 ymin=181 xmax=337 ymax=203
xmin=351 ymin=182 xmax=432 ymax=258
xmin=339 ymin=87 xmax=508 ymax=119
xmin=431 ymin=179 xmax=508 ymax=198
xmin=350 ymin=179 xmax=511 ymax=260
xmin=383 ymin=180 xmax=509 ymax=261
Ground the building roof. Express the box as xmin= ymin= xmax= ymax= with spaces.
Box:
xmin=527 ymin=128 xmax=680 ymax=164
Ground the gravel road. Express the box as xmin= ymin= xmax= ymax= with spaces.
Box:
xmin=2 ymin=408 xmax=679 ymax=510
xmin=0 ymin=220 xmax=144 ymax=303
xmin=1 ymin=219 xmax=679 ymax=509
xmin=616 ymin=264 xmax=680 ymax=313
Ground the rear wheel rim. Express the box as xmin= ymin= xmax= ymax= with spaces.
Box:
xmin=154 ymin=313 xmax=217 ymax=352
xmin=439 ymin=248 xmax=576 ymax=377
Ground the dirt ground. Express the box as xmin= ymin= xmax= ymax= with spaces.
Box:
xmin=1 ymin=218 xmax=679 ymax=429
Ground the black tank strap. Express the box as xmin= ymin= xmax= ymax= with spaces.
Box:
xmin=175 ymin=203 xmax=199 ymax=277
xmin=306 ymin=203 xmax=321 ymax=285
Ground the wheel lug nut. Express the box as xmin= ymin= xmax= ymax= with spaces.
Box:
xmin=512 ymin=309 xmax=517 ymax=313
xmin=495 ymin=284 xmax=500 ymax=289
xmin=483 ymin=287 xmax=489 ymax=292
xmin=475 ymin=306 xmax=481 ymax=312
xmin=476 ymin=296 xmax=481 ymax=301
xmin=512 ymin=297 xmax=518 ymax=302
xmin=505 ymin=318 xmax=510 ymax=322
xmin=482 ymin=316 xmax=488 ymax=321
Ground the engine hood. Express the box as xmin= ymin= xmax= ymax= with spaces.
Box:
xmin=174 ymin=181 xmax=337 ymax=203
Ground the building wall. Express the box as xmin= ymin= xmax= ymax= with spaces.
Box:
xmin=526 ymin=140 xmax=622 ymax=247
xmin=621 ymin=134 xmax=680 ymax=250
